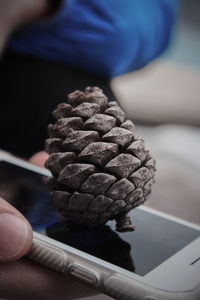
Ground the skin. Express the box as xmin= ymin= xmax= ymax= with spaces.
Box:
xmin=0 ymin=152 xmax=98 ymax=299
xmin=0 ymin=3 xmax=103 ymax=298
xmin=0 ymin=259 xmax=97 ymax=300
xmin=0 ymin=0 xmax=52 ymax=53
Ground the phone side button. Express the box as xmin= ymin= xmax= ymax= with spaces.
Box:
xmin=69 ymin=264 xmax=98 ymax=284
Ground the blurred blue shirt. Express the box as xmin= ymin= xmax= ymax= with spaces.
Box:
xmin=9 ymin=0 xmax=177 ymax=78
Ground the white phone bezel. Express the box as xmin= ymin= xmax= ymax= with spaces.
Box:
xmin=0 ymin=149 xmax=200 ymax=296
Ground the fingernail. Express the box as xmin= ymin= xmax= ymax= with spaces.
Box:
xmin=0 ymin=213 xmax=29 ymax=260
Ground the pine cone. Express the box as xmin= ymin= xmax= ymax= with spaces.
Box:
xmin=44 ymin=87 xmax=156 ymax=232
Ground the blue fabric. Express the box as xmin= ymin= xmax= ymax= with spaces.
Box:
xmin=9 ymin=0 xmax=177 ymax=78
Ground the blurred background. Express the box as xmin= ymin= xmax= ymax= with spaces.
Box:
xmin=112 ymin=0 xmax=200 ymax=225
xmin=0 ymin=2 xmax=199 ymax=300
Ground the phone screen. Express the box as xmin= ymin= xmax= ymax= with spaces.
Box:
xmin=0 ymin=161 xmax=199 ymax=276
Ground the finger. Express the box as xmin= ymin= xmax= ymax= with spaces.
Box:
xmin=0 ymin=197 xmax=33 ymax=262
xmin=0 ymin=259 xmax=102 ymax=300
xmin=29 ymin=151 xmax=49 ymax=167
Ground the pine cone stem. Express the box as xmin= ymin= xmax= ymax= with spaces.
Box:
xmin=115 ymin=213 xmax=135 ymax=232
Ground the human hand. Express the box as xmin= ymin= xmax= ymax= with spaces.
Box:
xmin=0 ymin=197 xmax=32 ymax=262
xmin=0 ymin=0 xmax=54 ymax=54
xmin=0 ymin=152 xmax=98 ymax=299
xmin=0 ymin=151 xmax=47 ymax=262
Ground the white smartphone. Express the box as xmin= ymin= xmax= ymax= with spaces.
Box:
xmin=0 ymin=150 xmax=200 ymax=300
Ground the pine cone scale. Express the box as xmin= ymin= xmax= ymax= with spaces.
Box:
xmin=44 ymin=87 xmax=156 ymax=231
xmin=58 ymin=163 xmax=96 ymax=190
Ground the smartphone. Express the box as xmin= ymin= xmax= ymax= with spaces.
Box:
xmin=0 ymin=150 xmax=200 ymax=300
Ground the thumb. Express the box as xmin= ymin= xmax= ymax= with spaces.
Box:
xmin=0 ymin=197 xmax=32 ymax=262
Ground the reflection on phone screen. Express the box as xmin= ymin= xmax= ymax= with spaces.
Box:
xmin=0 ymin=161 xmax=199 ymax=276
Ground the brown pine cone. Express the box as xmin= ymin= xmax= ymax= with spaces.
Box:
xmin=44 ymin=87 xmax=156 ymax=232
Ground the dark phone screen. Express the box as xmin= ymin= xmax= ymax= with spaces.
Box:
xmin=0 ymin=161 xmax=199 ymax=276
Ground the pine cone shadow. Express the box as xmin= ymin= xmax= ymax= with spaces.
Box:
xmin=46 ymin=221 xmax=135 ymax=273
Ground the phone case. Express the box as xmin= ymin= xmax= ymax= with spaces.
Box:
xmin=27 ymin=234 xmax=200 ymax=300
xmin=1 ymin=150 xmax=200 ymax=300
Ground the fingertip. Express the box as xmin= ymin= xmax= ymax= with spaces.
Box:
xmin=29 ymin=151 xmax=49 ymax=167
xmin=6 ymin=220 xmax=33 ymax=262
xmin=0 ymin=198 xmax=33 ymax=262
